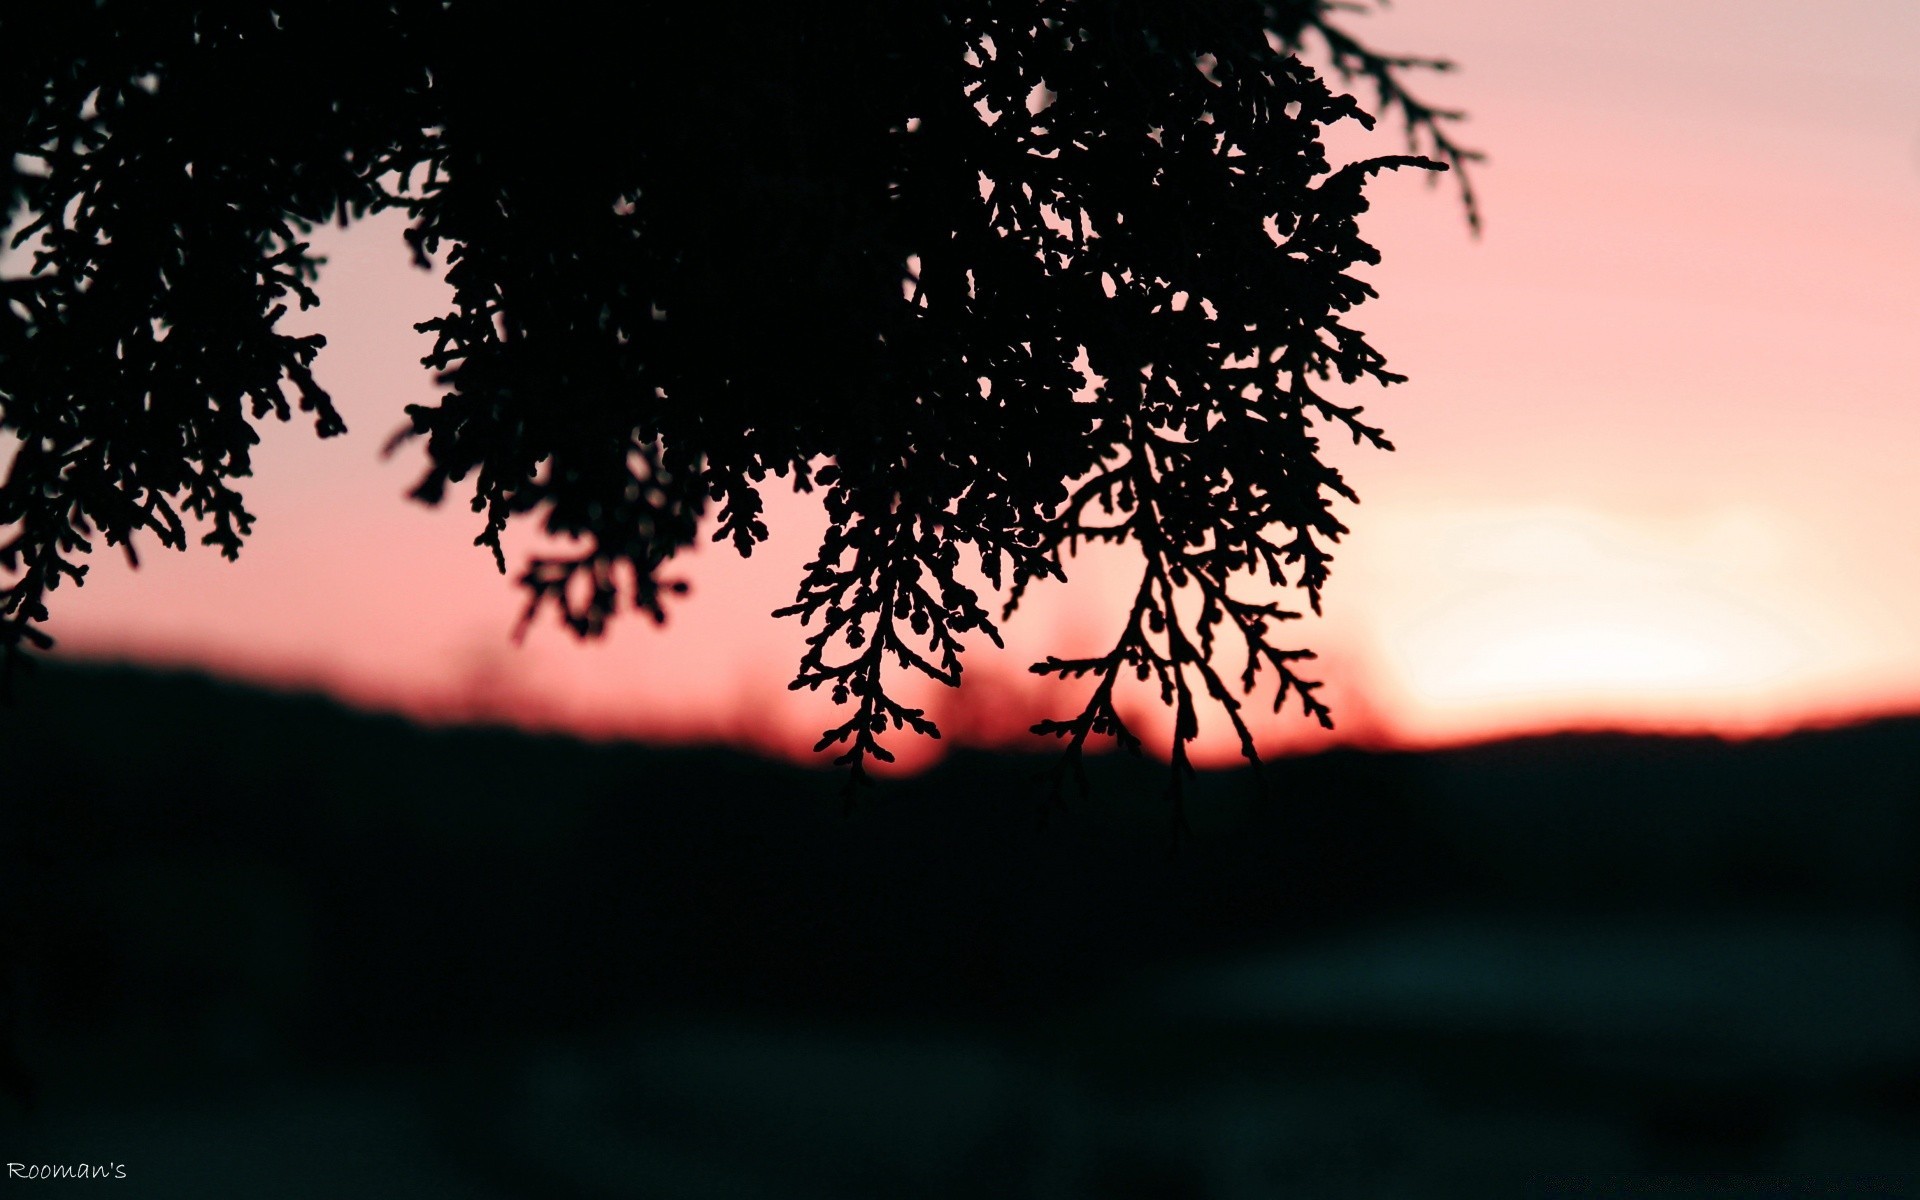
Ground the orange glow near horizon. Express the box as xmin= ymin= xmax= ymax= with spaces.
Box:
xmin=20 ymin=0 xmax=1920 ymax=768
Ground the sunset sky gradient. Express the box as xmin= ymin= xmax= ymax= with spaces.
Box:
xmin=30 ymin=0 xmax=1920 ymax=768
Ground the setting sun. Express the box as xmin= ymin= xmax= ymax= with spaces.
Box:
xmin=1342 ymin=506 xmax=1887 ymax=743
xmin=1389 ymin=509 xmax=1804 ymax=690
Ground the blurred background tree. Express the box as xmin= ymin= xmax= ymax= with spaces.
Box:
xmin=0 ymin=1 xmax=1473 ymax=798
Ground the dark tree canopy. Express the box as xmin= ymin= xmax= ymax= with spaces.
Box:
xmin=0 ymin=2 xmax=1473 ymax=800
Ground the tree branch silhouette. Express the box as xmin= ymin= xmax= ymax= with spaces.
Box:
xmin=0 ymin=1 xmax=1473 ymax=788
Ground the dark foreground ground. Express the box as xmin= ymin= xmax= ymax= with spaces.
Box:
xmin=4 ymin=662 xmax=1919 ymax=1197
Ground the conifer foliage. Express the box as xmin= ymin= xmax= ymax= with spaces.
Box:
xmin=0 ymin=2 xmax=1472 ymax=794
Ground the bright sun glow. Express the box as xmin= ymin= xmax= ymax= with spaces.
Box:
xmin=1397 ymin=586 xmax=1802 ymax=702
xmin=1353 ymin=508 xmax=1831 ymax=735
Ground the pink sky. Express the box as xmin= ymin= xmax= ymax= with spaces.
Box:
xmin=28 ymin=0 xmax=1920 ymax=768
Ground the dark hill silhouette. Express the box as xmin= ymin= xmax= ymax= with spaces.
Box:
xmin=7 ymin=662 xmax=1920 ymax=1191
xmin=3 ymin=661 xmax=1458 ymax=1048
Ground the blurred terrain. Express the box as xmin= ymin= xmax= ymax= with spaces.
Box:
xmin=3 ymin=661 xmax=1918 ymax=1196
